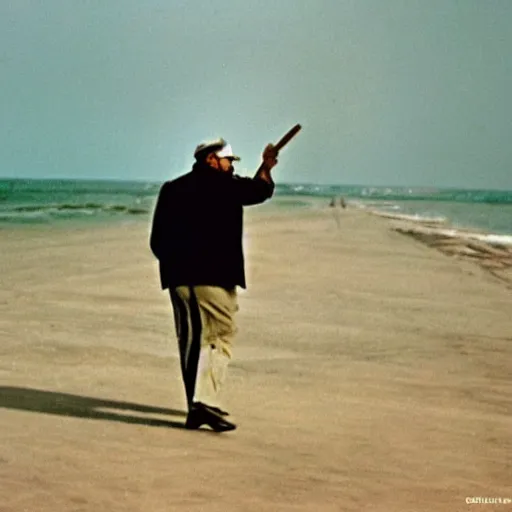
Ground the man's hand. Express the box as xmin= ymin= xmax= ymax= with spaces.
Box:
xmin=262 ymin=143 xmax=278 ymax=170
xmin=255 ymin=125 xmax=301 ymax=184
xmin=254 ymin=144 xmax=278 ymax=184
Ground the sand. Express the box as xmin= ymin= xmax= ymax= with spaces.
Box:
xmin=390 ymin=222 xmax=512 ymax=287
xmin=1 ymin=207 xmax=511 ymax=512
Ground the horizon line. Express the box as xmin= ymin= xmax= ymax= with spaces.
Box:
xmin=0 ymin=176 xmax=511 ymax=193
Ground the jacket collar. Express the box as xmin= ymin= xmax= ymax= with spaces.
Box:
xmin=192 ymin=162 xmax=234 ymax=177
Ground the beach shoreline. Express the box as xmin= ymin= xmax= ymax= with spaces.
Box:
xmin=364 ymin=208 xmax=512 ymax=288
xmin=1 ymin=207 xmax=511 ymax=511
xmin=2 ymin=178 xmax=511 ymax=238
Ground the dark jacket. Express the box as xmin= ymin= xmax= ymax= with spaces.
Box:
xmin=150 ymin=163 xmax=274 ymax=290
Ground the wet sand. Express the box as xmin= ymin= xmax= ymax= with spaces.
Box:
xmin=1 ymin=207 xmax=511 ymax=511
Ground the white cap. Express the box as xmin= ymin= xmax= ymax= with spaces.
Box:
xmin=215 ymin=143 xmax=240 ymax=161
xmin=194 ymin=138 xmax=240 ymax=161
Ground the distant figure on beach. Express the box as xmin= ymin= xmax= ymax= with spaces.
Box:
xmin=150 ymin=138 xmax=278 ymax=432
xmin=329 ymin=196 xmax=347 ymax=209
xmin=329 ymin=196 xmax=346 ymax=228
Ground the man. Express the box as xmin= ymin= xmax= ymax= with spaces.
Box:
xmin=150 ymin=138 xmax=278 ymax=432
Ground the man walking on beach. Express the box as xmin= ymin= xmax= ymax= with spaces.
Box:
xmin=150 ymin=138 xmax=278 ymax=432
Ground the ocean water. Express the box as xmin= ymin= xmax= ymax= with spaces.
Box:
xmin=0 ymin=178 xmax=511 ymax=239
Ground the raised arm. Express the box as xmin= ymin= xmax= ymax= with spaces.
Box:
xmin=232 ymin=143 xmax=279 ymax=206
xmin=254 ymin=143 xmax=278 ymax=184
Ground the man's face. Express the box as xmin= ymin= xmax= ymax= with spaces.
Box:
xmin=218 ymin=157 xmax=235 ymax=174
xmin=205 ymin=153 xmax=234 ymax=174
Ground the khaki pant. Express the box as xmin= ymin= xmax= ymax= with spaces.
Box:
xmin=169 ymin=286 xmax=238 ymax=409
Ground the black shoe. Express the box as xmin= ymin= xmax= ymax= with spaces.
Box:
xmin=186 ymin=402 xmax=229 ymax=417
xmin=185 ymin=402 xmax=236 ymax=432
xmin=210 ymin=406 xmax=230 ymax=416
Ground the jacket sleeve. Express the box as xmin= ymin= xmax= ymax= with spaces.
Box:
xmin=150 ymin=182 xmax=172 ymax=260
xmin=231 ymin=175 xmax=275 ymax=206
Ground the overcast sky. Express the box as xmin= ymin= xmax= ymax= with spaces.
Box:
xmin=1 ymin=0 xmax=511 ymax=188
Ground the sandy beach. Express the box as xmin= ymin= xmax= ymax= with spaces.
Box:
xmin=1 ymin=207 xmax=511 ymax=512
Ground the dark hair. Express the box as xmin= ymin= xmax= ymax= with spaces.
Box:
xmin=194 ymin=149 xmax=211 ymax=163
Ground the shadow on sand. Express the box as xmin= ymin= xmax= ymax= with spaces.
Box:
xmin=0 ymin=386 xmax=187 ymax=429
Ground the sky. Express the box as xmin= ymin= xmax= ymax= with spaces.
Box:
xmin=1 ymin=0 xmax=511 ymax=189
